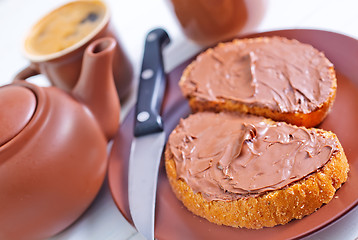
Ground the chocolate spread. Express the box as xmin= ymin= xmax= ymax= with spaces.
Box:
xmin=181 ymin=37 xmax=335 ymax=114
xmin=168 ymin=112 xmax=338 ymax=201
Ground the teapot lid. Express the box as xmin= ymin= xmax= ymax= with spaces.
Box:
xmin=0 ymin=85 xmax=36 ymax=146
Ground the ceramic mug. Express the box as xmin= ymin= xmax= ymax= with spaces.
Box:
xmin=14 ymin=0 xmax=133 ymax=100
xmin=167 ymin=0 xmax=267 ymax=45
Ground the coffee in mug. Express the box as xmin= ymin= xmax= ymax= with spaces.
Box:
xmin=25 ymin=1 xmax=106 ymax=56
xmin=15 ymin=0 xmax=133 ymax=101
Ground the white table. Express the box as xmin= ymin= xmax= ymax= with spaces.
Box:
xmin=1 ymin=0 xmax=358 ymax=239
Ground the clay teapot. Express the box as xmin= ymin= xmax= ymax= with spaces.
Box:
xmin=0 ymin=37 xmax=120 ymax=240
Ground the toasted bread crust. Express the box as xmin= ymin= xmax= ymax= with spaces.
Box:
xmin=165 ymin=129 xmax=349 ymax=229
xmin=179 ymin=37 xmax=337 ymax=128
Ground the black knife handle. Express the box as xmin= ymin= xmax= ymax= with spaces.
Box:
xmin=134 ymin=28 xmax=170 ymax=137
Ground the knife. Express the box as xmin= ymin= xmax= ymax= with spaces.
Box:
xmin=128 ymin=28 xmax=170 ymax=240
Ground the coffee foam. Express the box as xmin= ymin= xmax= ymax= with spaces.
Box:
xmin=23 ymin=0 xmax=109 ymax=62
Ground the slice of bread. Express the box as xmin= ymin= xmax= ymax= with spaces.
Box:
xmin=179 ymin=37 xmax=337 ymax=128
xmin=165 ymin=112 xmax=349 ymax=229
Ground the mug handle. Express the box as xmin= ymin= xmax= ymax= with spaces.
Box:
xmin=13 ymin=65 xmax=40 ymax=82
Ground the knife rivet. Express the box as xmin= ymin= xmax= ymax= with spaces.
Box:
xmin=147 ymin=32 xmax=157 ymax=42
xmin=137 ymin=111 xmax=150 ymax=122
xmin=141 ymin=69 xmax=154 ymax=80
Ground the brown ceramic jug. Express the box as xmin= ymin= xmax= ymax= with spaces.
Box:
xmin=0 ymin=37 xmax=120 ymax=240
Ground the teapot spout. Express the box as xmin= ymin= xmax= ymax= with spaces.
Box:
xmin=73 ymin=37 xmax=120 ymax=140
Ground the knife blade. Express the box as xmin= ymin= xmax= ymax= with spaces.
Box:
xmin=128 ymin=28 xmax=170 ymax=240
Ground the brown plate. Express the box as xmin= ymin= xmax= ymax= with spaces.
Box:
xmin=108 ymin=29 xmax=358 ymax=240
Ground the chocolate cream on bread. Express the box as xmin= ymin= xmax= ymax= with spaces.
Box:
xmin=180 ymin=37 xmax=337 ymax=127
xmin=167 ymin=112 xmax=338 ymax=201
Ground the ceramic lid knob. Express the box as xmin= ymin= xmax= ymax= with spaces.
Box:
xmin=0 ymin=85 xmax=36 ymax=146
